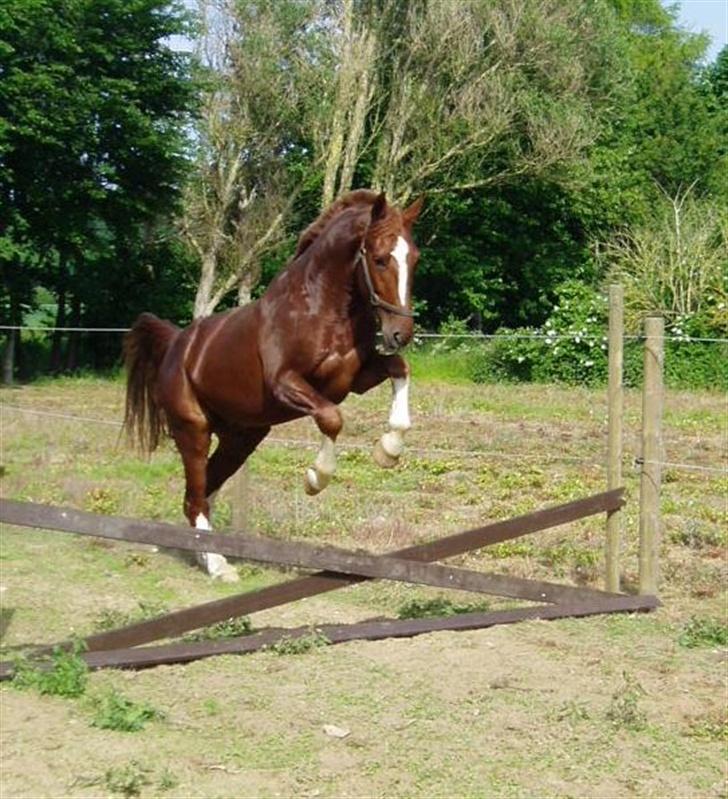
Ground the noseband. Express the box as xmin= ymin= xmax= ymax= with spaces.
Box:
xmin=356 ymin=246 xmax=416 ymax=319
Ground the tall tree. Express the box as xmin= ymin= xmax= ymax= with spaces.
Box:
xmin=0 ymin=0 xmax=196 ymax=375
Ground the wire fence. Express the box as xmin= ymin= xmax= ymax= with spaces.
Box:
xmin=2 ymin=324 xmax=727 ymax=344
xmin=2 ymin=402 xmax=724 ymax=477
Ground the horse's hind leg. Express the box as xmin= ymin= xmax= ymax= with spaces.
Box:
xmin=205 ymin=427 xmax=270 ymax=502
xmin=171 ymin=420 xmax=237 ymax=583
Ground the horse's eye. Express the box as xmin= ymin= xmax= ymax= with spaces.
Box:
xmin=374 ymin=256 xmax=389 ymax=270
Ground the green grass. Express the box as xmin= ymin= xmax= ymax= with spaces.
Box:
xmin=90 ymin=691 xmax=164 ymax=733
xmin=11 ymin=643 xmax=89 ymax=698
xmin=678 ymin=616 xmax=728 ymax=649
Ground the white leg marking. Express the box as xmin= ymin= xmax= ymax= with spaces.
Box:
xmin=305 ymin=434 xmax=337 ymax=495
xmin=195 ymin=508 xmax=238 ymax=583
xmin=389 ymin=376 xmax=411 ymax=431
xmin=377 ymin=376 xmax=412 ymax=463
xmin=391 ymin=236 xmax=410 ymax=307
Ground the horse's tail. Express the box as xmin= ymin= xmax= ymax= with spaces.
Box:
xmin=123 ymin=312 xmax=179 ymax=453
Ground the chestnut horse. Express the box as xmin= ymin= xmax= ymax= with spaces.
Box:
xmin=123 ymin=190 xmax=423 ymax=580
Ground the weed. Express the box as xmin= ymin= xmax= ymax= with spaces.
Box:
xmin=94 ymin=600 xmax=169 ymax=632
xmin=203 ymin=698 xmax=221 ymax=716
xmin=86 ymin=486 xmax=120 ymax=515
xmin=556 ymin=700 xmax=591 ymax=723
xmin=686 ymin=710 xmax=728 ymax=742
xmin=91 ymin=690 xmax=164 ymax=732
xmin=104 ymin=762 xmax=152 ymax=798
xmin=12 ymin=642 xmax=88 ymax=698
xmin=269 ymin=628 xmax=331 ymax=655
xmin=157 ymin=769 xmax=179 ymax=791
xmin=184 ymin=616 xmax=252 ymax=642
xmin=397 ymin=596 xmax=490 ymax=619
xmin=606 ymin=672 xmax=647 ymax=731
xmin=678 ymin=616 xmax=728 ymax=648
xmin=670 ymin=521 xmax=725 ymax=550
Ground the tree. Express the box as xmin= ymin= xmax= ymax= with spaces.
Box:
xmin=0 ymin=0 xmax=196 ymax=376
xmin=181 ymin=0 xmax=333 ymax=317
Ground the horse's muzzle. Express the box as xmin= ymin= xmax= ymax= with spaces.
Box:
xmin=378 ymin=327 xmax=411 ymax=356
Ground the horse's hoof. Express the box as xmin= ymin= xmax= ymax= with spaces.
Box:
xmin=304 ymin=467 xmax=329 ymax=496
xmin=373 ymin=439 xmax=399 ymax=469
xmin=201 ymin=552 xmax=239 ymax=583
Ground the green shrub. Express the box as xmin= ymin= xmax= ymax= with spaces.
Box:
xmin=91 ymin=691 xmax=164 ymax=732
xmin=12 ymin=642 xmax=88 ymax=698
xmin=397 ymin=596 xmax=490 ymax=619
xmin=469 ymin=280 xmax=726 ymax=390
xmin=268 ymin=628 xmax=331 ymax=655
xmin=678 ymin=617 xmax=728 ymax=648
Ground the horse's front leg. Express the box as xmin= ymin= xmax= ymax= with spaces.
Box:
xmin=352 ymin=354 xmax=411 ymax=469
xmin=271 ymin=371 xmax=343 ymax=495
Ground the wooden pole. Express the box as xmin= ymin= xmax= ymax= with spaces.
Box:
xmin=230 ymin=465 xmax=249 ymax=533
xmin=639 ymin=315 xmax=664 ymax=595
xmin=605 ymin=284 xmax=623 ymax=592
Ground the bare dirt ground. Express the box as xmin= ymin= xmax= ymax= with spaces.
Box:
xmin=0 ymin=375 xmax=726 ymax=798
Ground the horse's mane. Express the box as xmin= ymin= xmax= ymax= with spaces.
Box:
xmin=294 ymin=189 xmax=379 ymax=259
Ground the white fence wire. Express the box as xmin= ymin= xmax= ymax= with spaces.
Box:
xmin=2 ymin=403 xmax=724 ymax=477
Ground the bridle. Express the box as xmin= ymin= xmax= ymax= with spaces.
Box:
xmin=356 ymin=246 xmax=416 ymax=319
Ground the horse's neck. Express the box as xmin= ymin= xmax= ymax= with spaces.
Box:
xmin=304 ymin=212 xmax=364 ymax=304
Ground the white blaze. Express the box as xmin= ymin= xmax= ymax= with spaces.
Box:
xmin=391 ymin=236 xmax=410 ymax=306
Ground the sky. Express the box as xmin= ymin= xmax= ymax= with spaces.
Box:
xmin=170 ymin=2 xmax=728 ymax=64
xmin=669 ymin=0 xmax=728 ymax=61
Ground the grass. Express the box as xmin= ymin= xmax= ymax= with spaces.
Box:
xmin=678 ymin=616 xmax=728 ymax=649
xmin=0 ymin=374 xmax=726 ymax=798
xmin=90 ymin=690 xmax=164 ymax=733
xmin=11 ymin=643 xmax=89 ymax=698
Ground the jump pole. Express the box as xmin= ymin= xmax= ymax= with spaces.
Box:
xmin=638 ymin=314 xmax=664 ymax=595
xmin=605 ymin=284 xmax=624 ymax=592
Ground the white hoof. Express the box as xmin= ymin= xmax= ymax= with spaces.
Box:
xmin=374 ymin=430 xmax=404 ymax=469
xmin=373 ymin=440 xmax=398 ymax=469
xmin=304 ymin=467 xmax=330 ymax=496
xmin=197 ymin=551 xmax=239 ymax=583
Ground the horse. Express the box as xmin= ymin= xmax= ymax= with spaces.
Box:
xmin=123 ymin=189 xmax=424 ymax=581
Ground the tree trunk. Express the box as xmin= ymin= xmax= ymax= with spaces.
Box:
xmin=2 ymin=330 xmax=15 ymax=385
xmin=193 ymin=252 xmax=217 ymax=319
xmin=50 ymin=256 xmax=68 ymax=373
xmin=65 ymin=294 xmax=82 ymax=372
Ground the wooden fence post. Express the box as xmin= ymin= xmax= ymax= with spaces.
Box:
xmin=639 ymin=315 xmax=664 ymax=595
xmin=230 ymin=465 xmax=249 ymax=533
xmin=605 ymin=285 xmax=623 ymax=592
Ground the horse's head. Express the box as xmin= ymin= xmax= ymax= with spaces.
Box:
xmin=359 ymin=192 xmax=424 ymax=355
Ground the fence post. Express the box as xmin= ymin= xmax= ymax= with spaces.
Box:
xmin=230 ymin=465 xmax=249 ymax=533
xmin=639 ymin=315 xmax=664 ymax=596
xmin=605 ymin=285 xmax=623 ymax=592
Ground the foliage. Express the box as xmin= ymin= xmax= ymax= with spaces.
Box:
xmin=91 ymin=691 xmax=164 ymax=732
xmin=397 ymin=597 xmax=490 ymax=620
xmin=268 ymin=628 xmax=331 ymax=655
xmin=0 ymin=0 xmax=197 ymax=377
xmin=184 ymin=616 xmax=252 ymax=642
xmin=606 ymin=671 xmax=647 ymax=731
xmin=678 ymin=617 xmax=728 ymax=649
xmin=605 ymin=188 xmax=727 ymax=335
xmin=469 ymin=280 xmax=727 ymax=391
xmin=12 ymin=642 xmax=88 ymax=698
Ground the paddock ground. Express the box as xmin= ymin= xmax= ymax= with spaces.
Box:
xmin=0 ymin=375 xmax=725 ymax=798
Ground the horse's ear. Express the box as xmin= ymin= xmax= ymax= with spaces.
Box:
xmin=370 ymin=192 xmax=387 ymax=223
xmin=403 ymin=195 xmax=425 ymax=227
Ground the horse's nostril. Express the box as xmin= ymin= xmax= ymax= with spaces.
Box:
xmin=393 ymin=331 xmax=403 ymax=345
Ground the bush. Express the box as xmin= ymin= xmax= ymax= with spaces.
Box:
xmin=469 ymin=280 xmax=727 ymax=390
xmin=12 ymin=642 xmax=88 ymax=698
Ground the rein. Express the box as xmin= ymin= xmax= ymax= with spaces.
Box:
xmin=356 ymin=247 xmax=416 ymax=319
